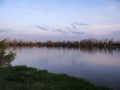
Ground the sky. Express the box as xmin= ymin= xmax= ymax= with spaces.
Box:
xmin=0 ymin=0 xmax=120 ymax=41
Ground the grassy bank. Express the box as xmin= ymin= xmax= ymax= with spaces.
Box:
xmin=0 ymin=66 xmax=112 ymax=90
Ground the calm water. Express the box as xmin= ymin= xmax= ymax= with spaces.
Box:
xmin=11 ymin=47 xmax=120 ymax=90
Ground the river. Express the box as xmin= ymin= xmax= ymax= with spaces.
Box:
xmin=11 ymin=47 xmax=120 ymax=90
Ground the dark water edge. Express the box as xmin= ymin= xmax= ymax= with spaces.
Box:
xmin=5 ymin=47 xmax=120 ymax=90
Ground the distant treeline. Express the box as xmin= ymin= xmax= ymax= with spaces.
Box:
xmin=3 ymin=38 xmax=120 ymax=49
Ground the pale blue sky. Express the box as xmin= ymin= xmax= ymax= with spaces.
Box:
xmin=0 ymin=0 xmax=120 ymax=41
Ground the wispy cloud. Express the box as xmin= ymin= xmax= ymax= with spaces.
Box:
xmin=71 ymin=24 xmax=77 ymax=30
xmin=34 ymin=23 xmax=87 ymax=35
xmin=69 ymin=31 xmax=85 ymax=35
xmin=0 ymin=28 xmax=12 ymax=33
xmin=35 ymin=25 xmax=49 ymax=31
xmin=53 ymin=29 xmax=68 ymax=34
xmin=0 ymin=30 xmax=6 ymax=32
xmin=70 ymin=22 xmax=88 ymax=31
xmin=73 ymin=22 xmax=88 ymax=26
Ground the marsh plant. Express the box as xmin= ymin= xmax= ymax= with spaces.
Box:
xmin=0 ymin=39 xmax=16 ymax=66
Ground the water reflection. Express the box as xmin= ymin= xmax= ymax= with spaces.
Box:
xmin=11 ymin=47 xmax=120 ymax=90
xmin=0 ymin=49 xmax=15 ymax=66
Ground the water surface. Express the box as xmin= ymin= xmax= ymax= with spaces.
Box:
xmin=11 ymin=47 xmax=120 ymax=90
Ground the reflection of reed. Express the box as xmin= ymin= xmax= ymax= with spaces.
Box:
xmin=0 ymin=40 xmax=16 ymax=66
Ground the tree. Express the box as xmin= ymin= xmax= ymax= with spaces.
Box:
xmin=0 ymin=39 xmax=16 ymax=66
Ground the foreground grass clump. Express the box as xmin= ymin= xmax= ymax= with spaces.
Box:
xmin=0 ymin=66 xmax=112 ymax=90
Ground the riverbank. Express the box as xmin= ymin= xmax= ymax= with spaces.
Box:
xmin=0 ymin=66 xmax=112 ymax=90
xmin=5 ymin=39 xmax=120 ymax=49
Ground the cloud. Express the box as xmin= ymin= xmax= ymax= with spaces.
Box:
xmin=34 ymin=23 xmax=87 ymax=35
xmin=73 ymin=22 xmax=88 ymax=26
xmin=54 ymin=29 xmax=68 ymax=34
xmin=69 ymin=22 xmax=88 ymax=31
xmin=69 ymin=31 xmax=85 ymax=35
xmin=0 ymin=28 xmax=12 ymax=33
xmin=77 ymin=24 xmax=120 ymax=36
xmin=35 ymin=25 xmax=68 ymax=34
xmin=0 ymin=30 xmax=6 ymax=32
xmin=35 ymin=25 xmax=49 ymax=31
xmin=71 ymin=24 xmax=77 ymax=30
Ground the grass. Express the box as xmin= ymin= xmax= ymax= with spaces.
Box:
xmin=0 ymin=66 xmax=112 ymax=90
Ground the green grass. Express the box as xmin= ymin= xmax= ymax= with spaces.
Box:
xmin=0 ymin=66 xmax=112 ymax=90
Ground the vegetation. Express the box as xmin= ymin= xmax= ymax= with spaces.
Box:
xmin=0 ymin=39 xmax=16 ymax=66
xmin=5 ymin=38 xmax=120 ymax=49
xmin=0 ymin=39 xmax=113 ymax=89
xmin=0 ymin=66 xmax=112 ymax=90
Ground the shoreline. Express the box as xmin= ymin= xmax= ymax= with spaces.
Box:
xmin=0 ymin=66 xmax=112 ymax=90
